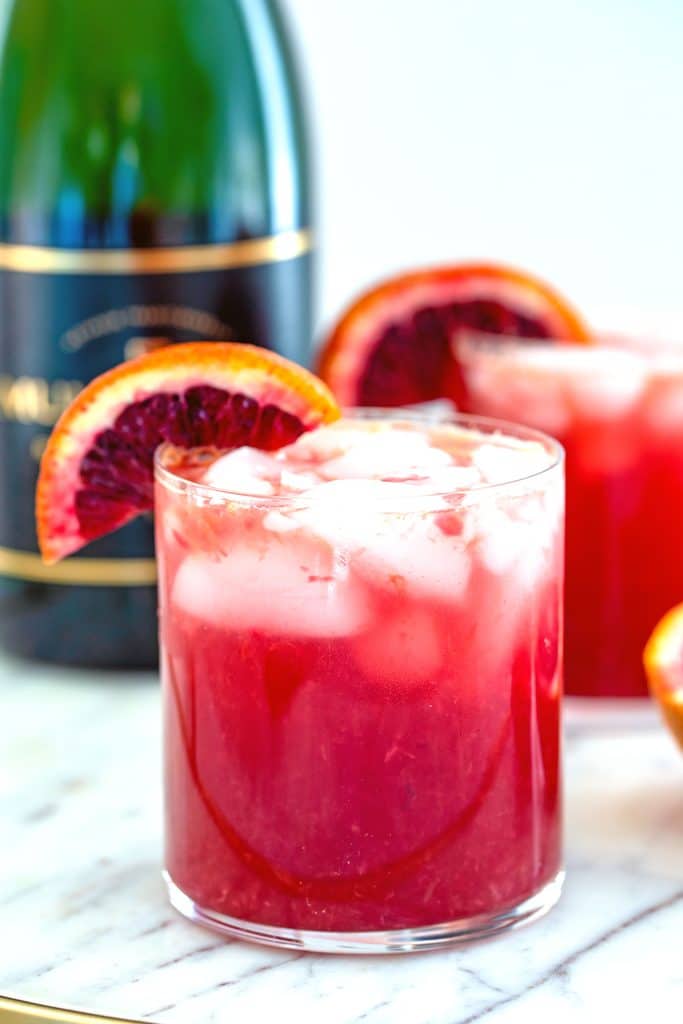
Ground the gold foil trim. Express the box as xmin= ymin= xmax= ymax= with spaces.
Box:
xmin=0 ymin=547 xmax=157 ymax=586
xmin=0 ymin=995 xmax=144 ymax=1023
xmin=0 ymin=228 xmax=311 ymax=275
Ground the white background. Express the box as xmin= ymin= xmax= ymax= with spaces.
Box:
xmin=284 ymin=0 xmax=683 ymax=340
xmin=1 ymin=0 xmax=680 ymax=339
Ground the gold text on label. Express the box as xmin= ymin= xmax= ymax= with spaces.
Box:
xmin=60 ymin=304 xmax=233 ymax=352
xmin=0 ymin=376 xmax=83 ymax=426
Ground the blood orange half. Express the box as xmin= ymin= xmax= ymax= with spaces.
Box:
xmin=318 ymin=263 xmax=590 ymax=407
xmin=37 ymin=342 xmax=339 ymax=564
xmin=643 ymin=603 xmax=683 ymax=752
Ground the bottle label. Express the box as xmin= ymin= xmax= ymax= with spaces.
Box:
xmin=0 ymin=230 xmax=312 ymax=585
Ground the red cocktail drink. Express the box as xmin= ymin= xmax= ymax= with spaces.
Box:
xmin=157 ymin=413 xmax=564 ymax=951
xmin=459 ymin=333 xmax=683 ymax=699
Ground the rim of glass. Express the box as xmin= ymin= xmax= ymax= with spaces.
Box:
xmin=154 ymin=409 xmax=563 ymax=509
xmin=455 ymin=328 xmax=683 ymax=372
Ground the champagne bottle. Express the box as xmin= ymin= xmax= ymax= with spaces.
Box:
xmin=0 ymin=0 xmax=312 ymax=668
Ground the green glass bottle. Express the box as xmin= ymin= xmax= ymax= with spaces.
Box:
xmin=0 ymin=0 xmax=312 ymax=667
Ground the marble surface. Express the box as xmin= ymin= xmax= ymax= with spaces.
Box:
xmin=1 ymin=653 xmax=682 ymax=1024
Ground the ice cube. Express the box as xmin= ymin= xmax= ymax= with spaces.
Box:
xmin=290 ymin=477 xmax=447 ymax=541
xmin=262 ymin=510 xmax=300 ymax=533
xmin=352 ymin=608 xmax=443 ymax=686
xmin=319 ymin=429 xmax=451 ymax=481
xmin=456 ymin=337 xmax=572 ymax=435
xmin=286 ymin=479 xmax=390 ymax=551
xmin=276 ymin=423 xmax=368 ymax=466
xmin=471 ymin=497 xmax=552 ymax=591
xmin=477 ymin=515 xmax=529 ymax=575
xmin=279 ymin=419 xmax=455 ymax=483
xmin=279 ymin=468 xmax=322 ymax=493
xmin=510 ymin=386 xmax=572 ymax=437
xmin=284 ymin=478 xmax=469 ymax=601
xmin=172 ymin=534 xmax=370 ymax=638
xmin=201 ymin=447 xmax=281 ymax=496
xmin=643 ymin=376 xmax=683 ymax=432
xmin=474 ymin=341 xmax=646 ymax=423
xmin=564 ymin=349 xmax=645 ymax=419
xmin=472 ymin=441 xmax=552 ymax=487
xmin=356 ymin=516 xmax=472 ymax=602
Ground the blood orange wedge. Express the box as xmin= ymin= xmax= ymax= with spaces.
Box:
xmin=36 ymin=342 xmax=339 ymax=564
xmin=318 ymin=263 xmax=591 ymax=407
xmin=644 ymin=604 xmax=683 ymax=751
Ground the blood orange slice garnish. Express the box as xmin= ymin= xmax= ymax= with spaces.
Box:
xmin=318 ymin=262 xmax=591 ymax=408
xmin=644 ymin=604 xmax=683 ymax=752
xmin=36 ymin=342 xmax=339 ymax=564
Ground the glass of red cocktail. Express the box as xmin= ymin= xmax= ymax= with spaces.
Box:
xmin=458 ymin=331 xmax=683 ymax=700
xmin=156 ymin=411 xmax=564 ymax=952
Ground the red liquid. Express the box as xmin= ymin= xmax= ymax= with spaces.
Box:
xmin=157 ymin=421 xmax=563 ymax=933
xmin=562 ymin=407 xmax=683 ymax=697
xmin=460 ymin=337 xmax=683 ymax=698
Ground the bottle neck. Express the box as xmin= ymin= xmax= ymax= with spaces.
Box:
xmin=0 ymin=0 xmax=310 ymax=247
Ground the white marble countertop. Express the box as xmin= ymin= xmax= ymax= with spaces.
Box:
xmin=1 ymin=652 xmax=682 ymax=1024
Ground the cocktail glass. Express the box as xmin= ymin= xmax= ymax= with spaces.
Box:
xmin=156 ymin=411 xmax=564 ymax=952
xmin=458 ymin=331 xmax=683 ymax=699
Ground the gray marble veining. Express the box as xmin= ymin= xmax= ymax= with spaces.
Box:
xmin=1 ymin=653 xmax=682 ymax=1023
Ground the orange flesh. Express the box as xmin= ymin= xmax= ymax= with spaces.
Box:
xmin=36 ymin=342 xmax=339 ymax=563
xmin=318 ymin=262 xmax=591 ymax=407
xmin=643 ymin=603 xmax=683 ymax=750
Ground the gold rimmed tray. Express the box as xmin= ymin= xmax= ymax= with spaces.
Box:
xmin=0 ymin=998 xmax=142 ymax=1024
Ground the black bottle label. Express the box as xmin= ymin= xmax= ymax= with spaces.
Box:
xmin=0 ymin=230 xmax=312 ymax=587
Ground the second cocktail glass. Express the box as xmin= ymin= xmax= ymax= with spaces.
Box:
xmin=458 ymin=331 xmax=683 ymax=699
